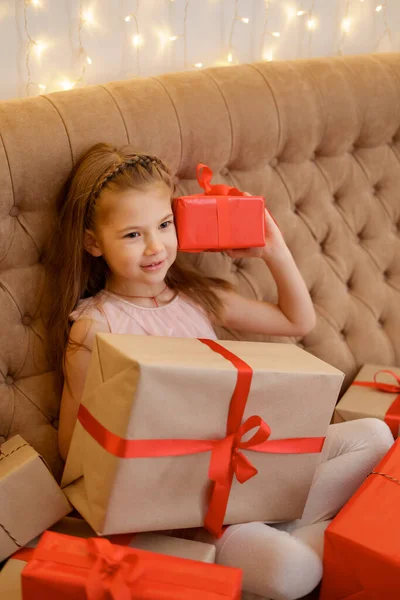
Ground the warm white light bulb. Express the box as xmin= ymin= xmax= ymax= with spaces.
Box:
xmin=124 ymin=15 xmax=132 ymax=22
xmin=60 ymin=79 xmax=75 ymax=91
xmin=307 ymin=18 xmax=317 ymax=30
xmin=87 ymin=56 xmax=92 ymax=64
xmin=33 ymin=41 xmax=47 ymax=58
xmin=297 ymin=10 xmax=306 ymax=16
xmin=263 ymin=50 xmax=273 ymax=62
xmin=169 ymin=35 xmax=179 ymax=41
xmin=193 ymin=62 xmax=203 ymax=68
xmin=38 ymin=84 xmax=46 ymax=90
xmin=132 ymin=34 xmax=142 ymax=47
xmin=82 ymin=9 xmax=94 ymax=24
xmin=240 ymin=17 xmax=249 ymax=24
xmin=341 ymin=17 xmax=351 ymax=32
xmin=31 ymin=0 xmax=41 ymax=6
xmin=271 ymin=31 xmax=280 ymax=37
xmin=376 ymin=4 xmax=383 ymax=11
xmin=227 ymin=52 xmax=233 ymax=63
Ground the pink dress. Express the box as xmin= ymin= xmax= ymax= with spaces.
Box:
xmin=69 ymin=289 xmax=218 ymax=340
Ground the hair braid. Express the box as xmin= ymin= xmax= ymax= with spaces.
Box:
xmin=92 ymin=154 xmax=170 ymax=200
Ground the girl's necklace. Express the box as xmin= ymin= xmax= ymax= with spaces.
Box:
xmin=107 ymin=284 xmax=168 ymax=307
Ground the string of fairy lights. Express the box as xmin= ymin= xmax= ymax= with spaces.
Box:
xmin=19 ymin=0 xmax=394 ymax=98
xmin=124 ymin=1 xmax=141 ymax=76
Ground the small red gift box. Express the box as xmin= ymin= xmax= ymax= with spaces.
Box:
xmin=21 ymin=531 xmax=242 ymax=600
xmin=173 ymin=164 xmax=266 ymax=251
xmin=320 ymin=438 xmax=400 ymax=599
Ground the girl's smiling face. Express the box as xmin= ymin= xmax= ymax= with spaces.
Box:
xmin=85 ymin=181 xmax=178 ymax=293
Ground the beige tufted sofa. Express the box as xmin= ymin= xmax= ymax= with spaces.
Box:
xmin=0 ymin=54 xmax=399 ymax=486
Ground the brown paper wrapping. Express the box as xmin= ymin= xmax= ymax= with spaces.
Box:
xmin=62 ymin=335 xmax=344 ymax=535
xmin=48 ymin=517 xmax=216 ymax=561
xmin=0 ymin=435 xmax=71 ymax=562
xmin=0 ymin=558 xmax=24 ymax=600
xmin=334 ymin=364 xmax=400 ymax=434
xmin=123 ymin=533 xmax=216 ymax=563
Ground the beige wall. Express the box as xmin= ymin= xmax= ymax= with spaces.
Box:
xmin=0 ymin=0 xmax=398 ymax=101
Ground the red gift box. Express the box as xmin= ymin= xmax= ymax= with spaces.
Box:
xmin=173 ymin=164 xmax=266 ymax=251
xmin=21 ymin=531 xmax=242 ymax=600
xmin=320 ymin=438 xmax=400 ymax=599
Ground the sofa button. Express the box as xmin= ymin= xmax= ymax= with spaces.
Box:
xmin=9 ymin=206 xmax=20 ymax=217
xmin=5 ymin=375 xmax=14 ymax=385
xmin=270 ymin=157 xmax=278 ymax=168
xmin=22 ymin=315 xmax=32 ymax=326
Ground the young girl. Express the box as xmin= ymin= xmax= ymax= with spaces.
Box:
xmin=46 ymin=143 xmax=393 ymax=600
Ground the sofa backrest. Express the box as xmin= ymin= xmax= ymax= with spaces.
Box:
xmin=1 ymin=54 xmax=399 ymax=477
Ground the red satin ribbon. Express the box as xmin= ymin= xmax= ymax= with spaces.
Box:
xmin=196 ymin=164 xmax=244 ymax=198
xmin=77 ymin=339 xmax=325 ymax=537
xmin=352 ymin=370 xmax=400 ymax=437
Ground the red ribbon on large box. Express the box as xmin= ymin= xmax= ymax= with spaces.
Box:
xmin=77 ymin=339 xmax=325 ymax=537
xmin=351 ymin=369 xmax=400 ymax=437
xmin=21 ymin=531 xmax=242 ymax=600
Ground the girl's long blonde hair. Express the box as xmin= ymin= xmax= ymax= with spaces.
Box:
xmin=44 ymin=143 xmax=231 ymax=392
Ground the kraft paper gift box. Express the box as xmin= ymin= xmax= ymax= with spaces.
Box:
xmin=333 ymin=364 xmax=400 ymax=437
xmin=21 ymin=531 xmax=242 ymax=600
xmin=0 ymin=520 xmax=216 ymax=600
xmin=61 ymin=335 xmax=344 ymax=537
xmin=320 ymin=438 xmax=400 ymax=600
xmin=0 ymin=435 xmax=71 ymax=562
xmin=0 ymin=557 xmax=25 ymax=600
xmin=47 ymin=517 xmax=216 ymax=562
xmin=174 ymin=163 xmax=266 ymax=251
xmin=111 ymin=532 xmax=216 ymax=563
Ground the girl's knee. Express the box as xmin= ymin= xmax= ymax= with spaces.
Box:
xmin=327 ymin=417 xmax=393 ymax=457
xmin=355 ymin=418 xmax=394 ymax=455
xmin=215 ymin=522 xmax=322 ymax=600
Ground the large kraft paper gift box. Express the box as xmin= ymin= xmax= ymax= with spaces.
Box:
xmin=61 ymin=335 xmax=344 ymax=537
xmin=0 ymin=435 xmax=71 ymax=562
xmin=320 ymin=438 xmax=400 ymax=600
xmin=333 ymin=364 xmax=400 ymax=437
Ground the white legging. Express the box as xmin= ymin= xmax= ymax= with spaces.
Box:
xmin=206 ymin=418 xmax=393 ymax=600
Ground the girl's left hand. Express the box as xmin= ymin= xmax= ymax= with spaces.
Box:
xmin=226 ymin=203 xmax=287 ymax=260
